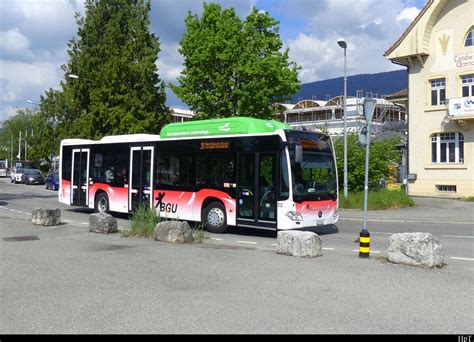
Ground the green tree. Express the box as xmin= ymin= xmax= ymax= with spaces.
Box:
xmin=54 ymin=0 xmax=170 ymax=139
xmin=25 ymin=89 xmax=70 ymax=170
xmin=0 ymin=109 xmax=36 ymax=162
xmin=333 ymin=134 xmax=401 ymax=192
xmin=171 ymin=2 xmax=300 ymax=119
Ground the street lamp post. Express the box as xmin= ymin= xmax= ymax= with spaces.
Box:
xmin=337 ymin=38 xmax=348 ymax=199
xmin=68 ymin=74 xmax=94 ymax=82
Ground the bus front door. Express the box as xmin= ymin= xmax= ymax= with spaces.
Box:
xmin=129 ymin=146 xmax=154 ymax=211
xmin=71 ymin=148 xmax=90 ymax=206
xmin=237 ymin=153 xmax=277 ymax=230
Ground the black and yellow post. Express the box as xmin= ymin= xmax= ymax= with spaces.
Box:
xmin=359 ymin=231 xmax=370 ymax=258
xmin=359 ymin=98 xmax=376 ymax=259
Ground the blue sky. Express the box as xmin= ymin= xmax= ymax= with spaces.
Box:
xmin=0 ymin=0 xmax=427 ymax=121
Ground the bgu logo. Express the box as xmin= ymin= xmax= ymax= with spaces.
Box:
xmin=155 ymin=192 xmax=178 ymax=213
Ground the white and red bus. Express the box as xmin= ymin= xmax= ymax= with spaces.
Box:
xmin=59 ymin=117 xmax=338 ymax=233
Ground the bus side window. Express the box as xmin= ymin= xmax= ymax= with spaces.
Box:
xmin=115 ymin=145 xmax=128 ymax=187
xmin=196 ymin=153 xmax=235 ymax=190
xmin=156 ymin=153 xmax=192 ymax=188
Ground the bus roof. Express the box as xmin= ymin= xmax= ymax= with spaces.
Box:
xmin=61 ymin=134 xmax=160 ymax=146
xmin=160 ymin=117 xmax=292 ymax=139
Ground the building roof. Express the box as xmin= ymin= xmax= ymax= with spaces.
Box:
xmin=386 ymin=88 xmax=408 ymax=99
xmin=384 ymin=0 xmax=434 ymax=57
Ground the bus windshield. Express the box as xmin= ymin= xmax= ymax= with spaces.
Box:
xmin=287 ymin=131 xmax=337 ymax=202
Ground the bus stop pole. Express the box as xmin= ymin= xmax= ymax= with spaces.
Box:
xmin=360 ymin=119 xmax=371 ymax=258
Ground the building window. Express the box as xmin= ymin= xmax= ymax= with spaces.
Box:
xmin=465 ymin=26 xmax=473 ymax=47
xmin=461 ymin=74 xmax=474 ymax=97
xmin=436 ymin=185 xmax=457 ymax=193
xmin=430 ymin=78 xmax=446 ymax=105
xmin=431 ymin=132 xmax=464 ymax=163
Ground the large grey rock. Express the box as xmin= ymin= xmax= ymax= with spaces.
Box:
xmin=388 ymin=232 xmax=445 ymax=267
xmin=31 ymin=208 xmax=61 ymax=226
xmin=277 ymin=231 xmax=322 ymax=258
xmin=155 ymin=220 xmax=194 ymax=243
xmin=89 ymin=213 xmax=118 ymax=234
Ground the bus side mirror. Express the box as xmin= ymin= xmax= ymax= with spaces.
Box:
xmin=295 ymin=144 xmax=303 ymax=164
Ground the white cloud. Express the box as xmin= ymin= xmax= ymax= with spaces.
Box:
xmin=284 ymin=1 xmax=418 ymax=83
xmin=0 ymin=60 xmax=62 ymax=121
xmin=396 ymin=7 xmax=421 ymax=25
xmin=0 ymin=29 xmax=31 ymax=55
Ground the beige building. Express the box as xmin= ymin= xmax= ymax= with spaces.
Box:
xmin=385 ymin=0 xmax=474 ymax=198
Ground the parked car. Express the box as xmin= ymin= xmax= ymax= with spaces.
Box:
xmin=45 ymin=171 xmax=59 ymax=190
xmin=21 ymin=169 xmax=44 ymax=185
xmin=10 ymin=168 xmax=25 ymax=184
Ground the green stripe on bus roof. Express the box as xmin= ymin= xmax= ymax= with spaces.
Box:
xmin=160 ymin=117 xmax=292 ymax=139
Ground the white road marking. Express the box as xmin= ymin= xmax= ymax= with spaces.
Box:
xmin=63 ymin=219 xmax=74 ymax=223
xmin=450 ymin=257 xmax=474 ymax=261
xmin=236 ymin=240 xmax=257 ymax=245
xmin=341 ymin=218 xmax=473 ymax=225
xmin=352 ymin=249 xmax=381 ymax=254
xmin=80 ymin=222 xmax=88 ymax=225
xmin=322 ymin=247 xmax=335 ymax=251
xmin=442 ymin=235 xmax=474 ymax=239
xmin=211 ymin=238 xmax=223 ymax=241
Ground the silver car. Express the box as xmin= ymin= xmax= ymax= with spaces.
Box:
xmin=10 ymin=168 xmax=25 ymax=184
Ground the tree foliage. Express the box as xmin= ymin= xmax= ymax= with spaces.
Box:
xmin=171 ymin=2 xmax=300 ymax=119
xmin=333 ymin=134 xmax=401 ymax=192
xmin=43 ymin=0 xmax=170 ymax=141
xmin=0 ymin=109 xmax=36 ymax=161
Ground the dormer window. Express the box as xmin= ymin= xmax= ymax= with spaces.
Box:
xmin=465 ymin=26 xmax=474 ymax=47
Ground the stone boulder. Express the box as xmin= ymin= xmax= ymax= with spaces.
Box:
xmin=154 ymin=220 xmax=194 ymax=243
xmin=388 ymin=232 xmax=445 ymax=267
xmin=31 ymin=208 xmax=61 ymax=226
xmin=89 ymin=213 xmax=118 ymax=234
xmin=277 ymin=231 xmax=322 ymax=258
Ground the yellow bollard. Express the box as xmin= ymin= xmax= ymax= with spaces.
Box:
xmin=359 ymin=231 xmax=370 ymax=258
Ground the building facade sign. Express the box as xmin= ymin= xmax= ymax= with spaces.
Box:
xmin=448 ymin=97 xmax=474 ymax=117
xmin=454 ymin=53 xmax=474 ymax=68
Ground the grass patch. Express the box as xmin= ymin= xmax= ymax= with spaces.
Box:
xmin=463 ymin=196 xmax=474 ymax=202
xmin=339 ymin=189 xmax=415 ymax=210
xmin=123 ymin=205 xmax=161 ymax=238
xmin=192 ymin=223 xmax=210 ymax=243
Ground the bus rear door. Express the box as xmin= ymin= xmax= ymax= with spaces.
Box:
xmin=71 ymin=148 xmax=90 ymax=206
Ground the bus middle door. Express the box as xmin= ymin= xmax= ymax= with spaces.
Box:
xmin=129 ymin=146 xmax=154 ymax=211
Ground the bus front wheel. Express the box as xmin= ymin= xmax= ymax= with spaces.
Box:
xmin=203 ymin=202 xmax=229 ymax=234
xmin=95 ymin=192 xmax=110 ymax=214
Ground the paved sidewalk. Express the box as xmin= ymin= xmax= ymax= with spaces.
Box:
xmin=339 ymin=196 xmax=474 ymax=225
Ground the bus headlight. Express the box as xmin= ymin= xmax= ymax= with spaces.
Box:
xmin=285 ymin=211 xmax=303 ymax=221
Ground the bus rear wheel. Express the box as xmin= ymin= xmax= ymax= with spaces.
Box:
xmin=203 ymin=202 xmax=229 ymax=234
xmin=95 ymin=192 xmax=110 ymax=214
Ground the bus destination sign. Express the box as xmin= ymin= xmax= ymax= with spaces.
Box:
xmin=200 ymin=141 xmax=230 ymax=150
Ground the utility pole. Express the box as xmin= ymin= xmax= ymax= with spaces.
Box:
xmin=17 ymin=131 xmax=21 ymax=160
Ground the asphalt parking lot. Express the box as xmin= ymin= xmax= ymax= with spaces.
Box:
xmin=0 ymin=178 xmax=473 ymax=334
